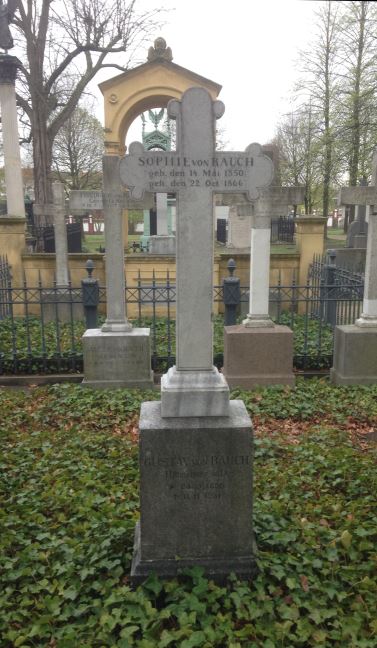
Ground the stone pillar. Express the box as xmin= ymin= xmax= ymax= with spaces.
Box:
xmin=156 ymin=193 xmax=168 ymax=235
xmin=356 ymin=212 xmax=377 ymax=326
xmin=243 ymin=209 xmax=273 ymax=328
xmin=101 ymin=155 xmax=131 ymax=332
xmin=0 ymin=55 xmax=26 ymax=292
xmin=52 ymin=183 xmax=69 ymax=286
xmin=295 ymin=215 xmax=326 ymax=286
xmin=0 ymin=55 xmax=25 ymax=220
xmin=223 ymin=205 xmax=294 ymax=388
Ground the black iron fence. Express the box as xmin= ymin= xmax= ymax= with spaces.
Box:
xmin=271 ymin=216 xmax=295 ymax=243
xmin=0 ymin=256 xmax=11 ymax=320
xmin=0 ymin=259 xmax=364 ymax=376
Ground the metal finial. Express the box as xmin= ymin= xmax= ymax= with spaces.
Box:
xmin=86 ymin=259 xmax=95 ymax=277
xmin=227 ymin=258 xmax=236 ymax=276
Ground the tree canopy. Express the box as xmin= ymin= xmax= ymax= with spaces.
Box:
xmin=11 ymin=0 xmax=162 ymax=220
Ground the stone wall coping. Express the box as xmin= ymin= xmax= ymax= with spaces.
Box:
xmin=295 ymin=215 xmax=327 ymax=224
xmin=0 ymin=217 xmax=26 ymax=225
xmin=22 ymin=252 xmax=105 ymax=260
xmin=219 ymin=250 xmax=300 ymax=258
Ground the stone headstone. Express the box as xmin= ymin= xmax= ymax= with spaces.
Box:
xmin=119 ymin=86 xmax=274 ymax=582
xmin=331 ymin=154 xmax=377 ymax=384
xmin=81 ymin=157 xmax=153 ymax=389
xmin=120 ymin=87 xmax=274 ymax=417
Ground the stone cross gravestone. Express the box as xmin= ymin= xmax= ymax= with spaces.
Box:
xmin=338 ymin=158 xmax=377 ymax=327
xmin=220 ymin=186 xmax=304 ymax=326
xmin=220 ymin=186 xmax=303 ymax=388
xmin=120 ymin=86 xmax=274 ymax=417
xmin=344 ymin=178 xmax=368 ymax=249
xmin=80 ymin=161 xmax=154 ymax=389
xmin=331 ymin=153 xmax=377 ymax=384
xmin=120 ymin=86 xmax=274 ymax=582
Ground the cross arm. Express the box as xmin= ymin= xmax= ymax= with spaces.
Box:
xmin=338 ymin=186 xmax=377 ymax=207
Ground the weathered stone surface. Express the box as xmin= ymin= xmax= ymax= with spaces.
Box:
xmin=69 ymin=189 xmax=154 ymax=214
xmin=131 ymin=399 xmax=256 ymax=583
xmin=328 ymin=248 xmax=366 ymax=272
xmin=41 ymin=289 xmax=83 ymax=323
xmin=330 ymin=325 xmax=377 ymax=384
xmin=223 ymin=324 xmax=295 ymax=388
xmin=346 ymin=204 xmax=368 ymax=249
xmin=0 ymin=55 xmax=25 ymax=219
xmin=82 ymin=328 xmax=153 ymax=388
xmin=52 ymin=183 xmax=69 ymax=287
xmin=101 ymin=156 xmax=131 ymax=333
xmin=356 ymin=212 xmax=377 ymax=326
xmin=148 ymin=235 xmax=176 ymax=255
xmin=120 ymin=87 xmax=274 ymax=417
xmin=243 ymin=226 xmax=273 ymax=327
xmin=160 ymin=366 xmax=229 ymax=417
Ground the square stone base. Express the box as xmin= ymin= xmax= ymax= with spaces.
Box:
xmin=223 ymin=325 xmax=295 ymax=388
xmin=161 ymin=366 xmax=230 ymax=417
xmin=82 ymin=328 xmax=153 ymax=389
xmin=330 ymin=325 xmax=377 ymax=385
xmin=149 ymin=235 xmax=176 ymax=255
xmin=41 ymin=289 xmax=84 ymax=323
xmin=131 ymin=400 xmax=257 ymax=584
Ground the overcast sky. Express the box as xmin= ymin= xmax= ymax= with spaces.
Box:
xmin=93 ymin=0 xmax=322 ymax=150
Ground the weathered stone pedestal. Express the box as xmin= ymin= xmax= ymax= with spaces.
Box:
xmin=161 ymin=366 xmax=229 ymax=417
xmin=223 ymin=324 xmax=295 ymax=388
xmin=41 ymin=289 xmax=84 ymax=323
xmin=330 ymin=325 xmax=377 ymax=385
xmin=149 ymin=235 xmax=176 ymax=255
xmin=131 ymin=400 xmax=256 ymax=584
xmin=82 ymin=329 xmax=153 ymax=389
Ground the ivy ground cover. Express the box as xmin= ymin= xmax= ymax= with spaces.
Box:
xmin=1 ymin=380 xmax=377 ymax=647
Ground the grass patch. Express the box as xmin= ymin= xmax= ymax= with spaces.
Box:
xmin=1 ymin=381 xmax=377 ymax=646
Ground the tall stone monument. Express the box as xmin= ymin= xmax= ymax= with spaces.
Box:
xmin=0 ymin=9 xmax=26 ymax=290
xmin=222 ymin=185 xmax=304 ymax=387
xmin=120 ymin=87 xmax=274 ymax=581
xmin=331 ymin=155 xmax=377 ymax=384
xmin=81 ymin=156 xmax=154 ymax=389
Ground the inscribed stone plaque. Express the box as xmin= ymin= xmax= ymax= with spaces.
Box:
xmin=69 ymin=189 xmax=154 ymax=215
xmin=137 ymin=400 xmax=254 ymax=562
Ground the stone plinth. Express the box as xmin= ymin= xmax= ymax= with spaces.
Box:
xmin=330 ymin=325 xmax=377 ymax=385
xmin=82 ymin=328 xmax=153 ymax=389
xmin=41 ymin=289 xmax=83 ymax=323
xmin=161 ymin=366 xmax=229 ymax=417
xmin=131 ymin=399 xmax=256 ymax=584
xmin=223 ymin=324 xmax=295 ymax=388
xmin=148 ymin=235 xmax=176 ymax=255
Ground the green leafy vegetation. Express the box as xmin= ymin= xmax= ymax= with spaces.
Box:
xmin=0 ymin=314 xmax=334 ymax=374
xmin=1 ymin=380 xmax=376 ymax=646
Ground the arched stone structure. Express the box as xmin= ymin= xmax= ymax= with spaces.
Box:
xmin=99 ymin=38 xmax=222 ymax=155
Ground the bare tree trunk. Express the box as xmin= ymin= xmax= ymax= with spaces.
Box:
xmin=31 ymin=97 xmax=53 ymax=218
xmin=348 ymin=1 xmax=366 ymax=187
